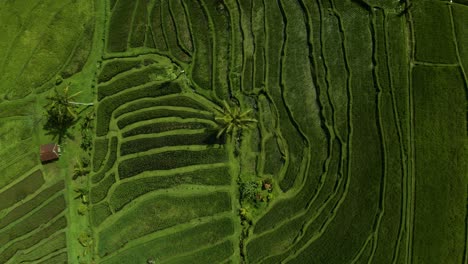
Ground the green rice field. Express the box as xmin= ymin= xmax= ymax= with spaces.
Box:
xmin=0 ymin=0 xmax=466 ymax=263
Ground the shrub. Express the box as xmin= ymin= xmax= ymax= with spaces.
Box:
xmin=118 ymin=147 xmax=227 ymax=179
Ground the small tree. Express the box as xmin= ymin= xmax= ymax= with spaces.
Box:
xmin=44 ymin=86 xmax=81 ymax=143
xmin=215 ymin=101 xmax=257 ymax=139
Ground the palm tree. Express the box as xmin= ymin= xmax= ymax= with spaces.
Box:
xmin=44 ymin=86 xmax=93 ymax=143
xmin=46 ymin=86 xmax=82 ymax=121
xmin=215 ymin=101 xmax=257 ymax=138
xmin=74 ymin=187 xmax=89 ymax=204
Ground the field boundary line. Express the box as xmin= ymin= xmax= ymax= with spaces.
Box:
xmin=167 ymin=0 xmax=192 ymax=57
xmin=350 ymin=235 xmax=373 ymax=263
xmin=107 ymin=184 xmax=232 ymax=213
xmin=367 ymin=9 xmax=388 ymax=264
xmin=117 ymin=143 xmax=223 ymax=160
xmin=28 ymin=247 xmax=67 ymax=264
xmin=0 ymin=190 xmax=64 ymax=234
xmin=116 ymin=106 xmax=213 ymax=124
xmin=0 ymin=165 xmax=42 ymax=194
xmin=405 ymin=2 xmax=416 ymax=262
xmin=0 ymin=212 xmax=66 ymax=256
xmin=159 ymin=237 xmax=235 ymax=264
xmin=111 ymin=162 xmax=228 ymax=183
xmin=383 ymin=11 xmax=409 ymax=264
xmin=97 ymin=187 xmax=232 ymax=230
xmin=6 ymin=230 xmax=66 ymax=264
xmin=97 ymin=212 xmax=233 ymax=262
xmin=119 ymin=117 xmax=217 ymax=135
xmin=126 ymin=0 xmax=139 ymax=50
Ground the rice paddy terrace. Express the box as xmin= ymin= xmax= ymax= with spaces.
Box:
xmin=0 ymin=0 xmax=466 ymax=263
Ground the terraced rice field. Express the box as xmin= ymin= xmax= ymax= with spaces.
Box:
xmin=0 ymin=0 xmax=467 ymax=263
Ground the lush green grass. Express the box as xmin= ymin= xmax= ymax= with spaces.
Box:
xmin=92 ymin=138 xmax=109 ymax=172
xmin=90 ymin=202 xmax=112 ymax=228
xmin=121 ymin=118 xmax=217 ymax=138
xmin=109 ymin=165 xmax=231 ymax=211
xmin=0 ymin=170 xmax=44 ymax=211
xmin=107 ymin=0 xmax=136 ymax=52
xmin=0 ymin=194 xmax=66 ymax=245
xmin=0 ymin=0 xmax=463 ymax=262
xmin=13 ymin=231 xmax=67 ymax=263
xmin=128 ymin=0 xmax=148 ymax=48
xmin=412 ymin=1 xmax=458 ymax=64
xmin=120 ymin=131 xmax=222 ymax=155
xmin=92 ymin=137 xmax=118 ymax=183
xmin=182 ymin=0 xmax=213 ymax=90
xmin=95 ymin=81 xmax=181 ymax=136
xmin=117 ymin=107 xmax=213 ymax=130
xmin=411 ymin=66 xmax=466 ymax=263
xmin=113 ymin=95 xmax=210 ymax=117
xmin=0 ymin=181 xmax=64 ymax=229
xmin=97 ymin=64 xmax=177 ymax=100
xmin=98 ymin=60 xmax=146 ymax=84
xmin=149 ymin=0 xmax=169 ymax=51
xmin=169 ymin=239 xmax=235 ymax=264
xmin=98 ymin=191 xmax=232 ymax=256
xmin=118 ymin=147 xmax=227 ymax=179
xmin=161 ymin=0 xmax=191 ymax=63
xmin=37 ymin=251 xmax=67 ymax=264
xmin=0 ymin=216 xmax=67 ymax=263
xmin=0 ymin=0 xmax=94 ymax=99
xmin=99 ymin=217 xmax=235 ymax=264
xmin=90 ymin=173 xmax=116 ymax=204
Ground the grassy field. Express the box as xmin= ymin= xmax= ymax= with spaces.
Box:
xmin=0 ymin=0 xmax=466 ymax=263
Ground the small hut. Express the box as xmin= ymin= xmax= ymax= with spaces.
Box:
xmin=40 ymin=143 xmax=61 ymax=163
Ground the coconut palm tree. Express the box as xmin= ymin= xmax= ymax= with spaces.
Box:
xmin=44 ymin=86 xmax=93 ymax=143
xmin=215 ymin=101 xmax=257 ymax=138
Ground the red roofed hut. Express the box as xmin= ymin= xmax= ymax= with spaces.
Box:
xmin=40 ymin=143 xmax=61 ymax=163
